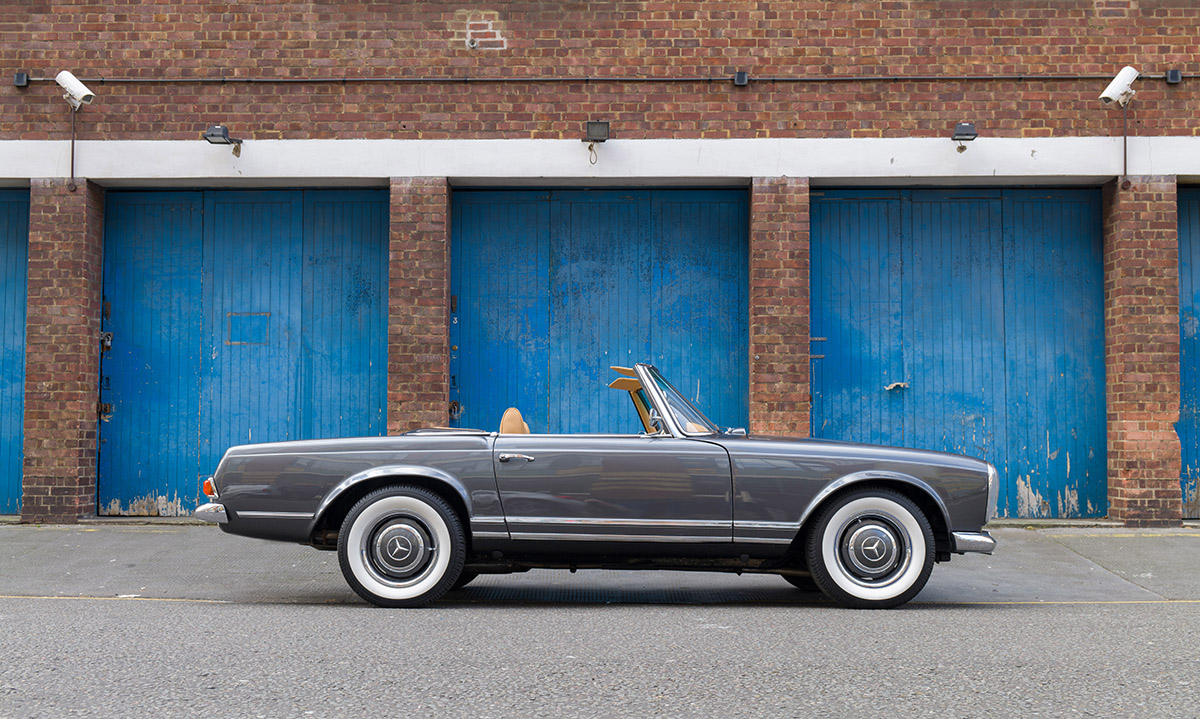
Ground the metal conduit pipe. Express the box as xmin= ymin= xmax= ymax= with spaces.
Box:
xmin=17 ymin=72 xmax=1196 ymax=86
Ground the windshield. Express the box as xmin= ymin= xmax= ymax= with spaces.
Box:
xmin=646 ymin=366 xmax=719 ymax=435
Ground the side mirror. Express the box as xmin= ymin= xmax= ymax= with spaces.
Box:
xmin=647 ymin=408 xmax=665 ymax=433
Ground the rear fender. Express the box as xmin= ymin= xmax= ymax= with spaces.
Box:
xmin=307 ymin=464 xmax=473 ymax=536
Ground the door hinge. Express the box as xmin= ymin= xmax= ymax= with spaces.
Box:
xmin=450 ymin=294 xmax=457 ymax=313
xmin=97 ymin=402 xmax=113 ymax=415
xmin=100 ymin=332 xmax=113 ymax=352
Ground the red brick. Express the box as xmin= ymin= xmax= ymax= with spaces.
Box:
xmin=749 ymin=177 xmax=809 ymax=436
xmin=1103 ymin=176 xmax=1183 ymax=527
xmin=387 ymin=177 xmax=449 ymax=433
xmin=20 ymin=180 xmax=104 ymax=524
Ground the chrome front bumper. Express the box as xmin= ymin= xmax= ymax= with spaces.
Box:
xmin=952 ymin=531 xmax=996 ymax=554
xmin=194 ymin=502 xmax=228 ymax=524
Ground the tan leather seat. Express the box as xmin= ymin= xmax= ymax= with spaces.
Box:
xmin=499 ymin=407 xmax=530 ymax=434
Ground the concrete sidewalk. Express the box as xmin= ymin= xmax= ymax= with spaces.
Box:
xmin=1 ymin=523 xmax=1197 ymax=605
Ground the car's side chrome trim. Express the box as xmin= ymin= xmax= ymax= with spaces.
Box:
xmin=734 ymin=520 xmax=802 ymax=531
xmin=734 ymin=537 xmax=793 ymax=545
xmin=510 ymin=532 xmax=731 ymax=543
xmin=952 ymin=531 xmax=997 ymax=554
xmin=470 ymin=531 xmax=510 ymax=539
xmin=507 ymin=516 xmax=732 ymax=529
xmin=237 ymin=510 xmax=315 ymax=519
xmin=471 ymin=516 xmax=507 ymax=526
xmin=193 ymin=503 xmax=228 ymax=524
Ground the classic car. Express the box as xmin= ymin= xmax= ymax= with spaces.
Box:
xmin=195 ymin=363 xmax=997 ymax=609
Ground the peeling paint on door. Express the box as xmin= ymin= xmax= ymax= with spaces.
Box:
xmin=1016 ymin=476 xmax=1051 ymax=518
xmin=102 ymin=493 xmax=190 ymax=518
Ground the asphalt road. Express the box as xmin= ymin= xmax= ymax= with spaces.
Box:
xmin=2 ymin=525 xmax=1199 ymax=718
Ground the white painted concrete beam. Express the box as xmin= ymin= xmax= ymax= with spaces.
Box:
xmin=1 ymin=137 xmax=1197 ymax=186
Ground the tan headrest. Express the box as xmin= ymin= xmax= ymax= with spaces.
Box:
xmin=500 ymin=407 xmax=530 ymax=434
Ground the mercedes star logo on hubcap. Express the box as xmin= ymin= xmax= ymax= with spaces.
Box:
xmin=387 ymin=536 xmax=413 ymax=561
xmin=861 ymin=536 xmax=886 ymax=561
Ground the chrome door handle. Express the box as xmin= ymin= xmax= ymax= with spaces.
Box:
xmin=884 ymin=382 xmax=909 ymax=391
xmin=498 ymin=453 xmax=535 ymax=463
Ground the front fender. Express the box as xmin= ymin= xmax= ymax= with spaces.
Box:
xmin=798 ymin=470 xmax=953 ymax=532
xmin=307 ymin=464 xmax=473 ymax=536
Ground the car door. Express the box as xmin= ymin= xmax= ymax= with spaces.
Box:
xmin=493 ymin=434 xmax=733 ymax=543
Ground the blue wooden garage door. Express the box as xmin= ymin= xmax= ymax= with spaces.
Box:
xmin=0 ymin=191 xmax=28 ymax=514
xmin=811 ymin=188 xmax=1105 ymax=518
xmin=99 ymin=190 xmax=387 ymax=515
xmin=1178 ymin=187 xmax=1200 ymax=518
xmin=450 ymin=189 xmax=748 ymax=434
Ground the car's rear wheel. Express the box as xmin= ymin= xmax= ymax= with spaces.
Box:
xmin=805 ymin=487 xmax=934 ymax=609
xmin=337 ymin=485 xmax=465 ymax=607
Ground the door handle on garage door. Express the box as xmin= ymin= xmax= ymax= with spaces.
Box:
xmin=498 ymin=453 xmax=536 ymax=463
xmin=884 ymin=382 xmax=909 ymax=391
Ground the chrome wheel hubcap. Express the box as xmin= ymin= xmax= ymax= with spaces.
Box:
xmin=837 ymin=515 xmax=908 ymax=585
xmin=363 ymin=515 xmax=437 ymax=587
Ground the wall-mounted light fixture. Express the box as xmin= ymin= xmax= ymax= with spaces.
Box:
xmin=951 ymin=122 xmax=977 ymax=153
xmin=583 ymin=121 xmax=609 ymax=165
xmin=203 ymin=124 xmax=243 ymax=157
xmin=585 ymin=121 xmax=609 ymax=143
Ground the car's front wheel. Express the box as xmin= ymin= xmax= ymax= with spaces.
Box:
xmin=337 ymin=485 xmax=465 ymax=607
xmin=805 ymin=487 xmax=934 ymax=609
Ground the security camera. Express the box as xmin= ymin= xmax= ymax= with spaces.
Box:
xmin=55 ymin=70 xmax=95 ymax=110
xmin=1099 ymin=66 xmax=1139 ymax=107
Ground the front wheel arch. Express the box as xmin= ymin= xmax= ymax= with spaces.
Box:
xmin=791 ymin=479 xmax=951 ymax=560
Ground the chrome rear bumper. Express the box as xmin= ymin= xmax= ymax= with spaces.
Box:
xmin=952 ymin=531 xmax=996 ymax=554
xmin=194 ymin=502 xmax=228 ymax=524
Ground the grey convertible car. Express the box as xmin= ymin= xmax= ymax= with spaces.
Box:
xmin=196 ymin=363 xmax=997 ymax=609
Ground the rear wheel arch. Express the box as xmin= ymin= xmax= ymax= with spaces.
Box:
xmin=310 ymin=472 xmax=472 ymax=550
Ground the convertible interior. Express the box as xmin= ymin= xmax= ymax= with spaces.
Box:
xmin=498 ymin=366 xmax=701 ymax=435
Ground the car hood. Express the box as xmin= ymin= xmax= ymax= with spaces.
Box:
xmin=709 ymin=432 xmax=990 ymax=473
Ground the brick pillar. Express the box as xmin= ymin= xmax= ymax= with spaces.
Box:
xmin=21 ymin=180 xmax=104 ymax=524
xmin=1103 ymin=176 xmax=1184 ymax=527
xmin=388 ymin=178 xmax=450 ymax=433
xmin=749 ymin=177 xmax=810 ymax=436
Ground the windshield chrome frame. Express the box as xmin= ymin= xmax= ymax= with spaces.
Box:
xmin=633 ymin=363 xmax=718 ymax=439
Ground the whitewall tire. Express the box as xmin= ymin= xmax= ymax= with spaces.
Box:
xmin=337 ymin=485 xmax=466 ymax=608
xmin=805 ymin=487 xmax=935 ymax=609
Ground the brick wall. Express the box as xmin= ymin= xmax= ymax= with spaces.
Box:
xmin=21 ymin=179 xmax=103 ymax=524
xmin=1103 ymin=176 xmax=1183 ymax=527
xmin=388 ymin=177 xmax=450 ymax=433
xmin=749 ymin=177 xmax=810 ymax=436
xmin=2 ymin=2 xmax=1198 ymax=141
